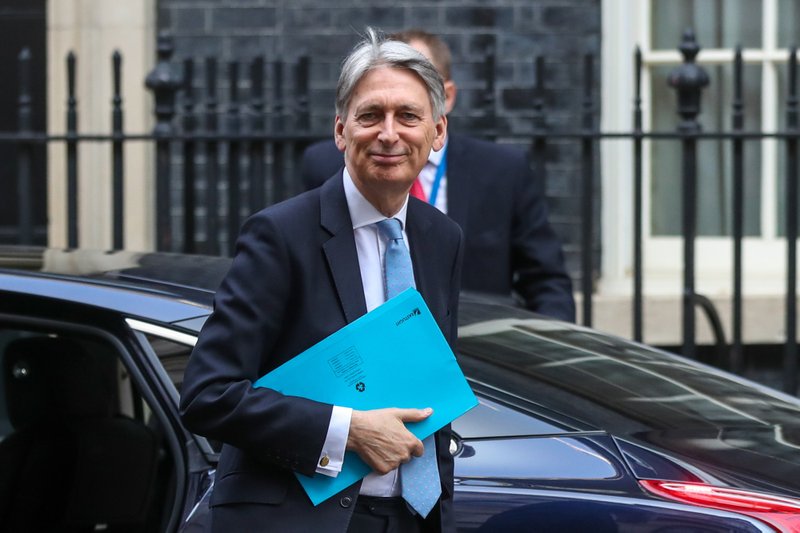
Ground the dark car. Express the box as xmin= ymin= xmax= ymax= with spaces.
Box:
xmin=2 ymin=247 xmax=800 ymax=532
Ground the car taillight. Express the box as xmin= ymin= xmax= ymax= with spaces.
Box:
xmin=640 ymin=479 xmax=800 ymax=532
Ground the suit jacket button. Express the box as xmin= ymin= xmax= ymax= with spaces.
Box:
xmin=340 ymin=496 xmax=353 ymax=508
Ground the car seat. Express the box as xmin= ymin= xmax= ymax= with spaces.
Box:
xmin=0 ymin=335 xmax=159 ymax=532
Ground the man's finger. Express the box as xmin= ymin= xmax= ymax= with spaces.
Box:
xmin=395 ymin=407 xmax=433 ymax=421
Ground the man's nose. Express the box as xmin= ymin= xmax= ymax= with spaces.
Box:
xmin=377 ymin=116 xmax=399 ymax=143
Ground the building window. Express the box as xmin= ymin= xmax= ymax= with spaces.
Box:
xmin=647 ymin=0 xmax=798 ymax=238
xmin=601 ymin=0 xmax=799 ymax=295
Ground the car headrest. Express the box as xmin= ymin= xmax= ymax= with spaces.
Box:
xmin=3 ymin=336 xmax=118 ymax=429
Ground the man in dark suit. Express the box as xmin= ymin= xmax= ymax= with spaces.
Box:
xmin=180 ymin=28 xmax=462 ymax=533
xmin=302 ymin=29 xmax=575 ymax=322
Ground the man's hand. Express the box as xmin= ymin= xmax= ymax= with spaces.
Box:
xmin=346 ymin=407 xmax=433 ymax=475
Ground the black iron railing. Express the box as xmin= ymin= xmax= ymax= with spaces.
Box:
xmin=1 ymin=30 xmax=799 ymax=392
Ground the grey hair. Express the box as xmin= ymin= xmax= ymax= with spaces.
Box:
xmin=335 ymin=27 xmax=446 ymax=121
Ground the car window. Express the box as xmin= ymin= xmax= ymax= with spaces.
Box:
xmin=0 ymin=330 xmax=34 ymax=437
xmin=0 ymin=324 xmax=177 ymax=530
xmin=143 ymin=333 xmax=192 ymax=391
xmin=0 ymin=329 xmax=139 ymax=437
xmin=458 ymin=310 xmax=800 ymax=432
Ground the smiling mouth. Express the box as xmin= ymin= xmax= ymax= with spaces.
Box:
xmin=370 ymin=153 xmax=406 ymax=164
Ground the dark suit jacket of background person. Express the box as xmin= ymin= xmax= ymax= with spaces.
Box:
xmin=179 ymin=174 xmax=463 ymax=533
xmin=301 ymin=134 xmax=575 ymax=322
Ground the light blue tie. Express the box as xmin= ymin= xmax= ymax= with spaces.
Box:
xmin=376 ymin=218 xmax=415 ymax=300
xmin=375 ymin=218 xmax=441 ymax=518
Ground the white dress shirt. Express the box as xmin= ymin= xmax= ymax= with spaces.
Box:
xmin=416 ymin=139 xmax=448 ymax=213
xmin=314 ymin=168 xmax=414 ymax=497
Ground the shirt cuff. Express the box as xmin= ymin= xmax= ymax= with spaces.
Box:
xmin=315 ymin=405 xmax=352 ymax=477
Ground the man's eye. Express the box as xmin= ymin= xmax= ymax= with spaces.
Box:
xmin=358 ymin=113 xmax=378 ymax=122
xmin=400 ymin=113 xmax=420 ymax=122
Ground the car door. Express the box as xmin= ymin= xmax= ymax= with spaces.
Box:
xmin=0 ymin=291 xmax=201 ymax=532
xmin=450 ymin=383 xmax=770 ymax=532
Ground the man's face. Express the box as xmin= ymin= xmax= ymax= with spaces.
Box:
xmin=335 ymin=66 xmax=447 ymax=198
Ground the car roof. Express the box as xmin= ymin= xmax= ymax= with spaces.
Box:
xmin=0 ymin=246 xmax=230 ymax=327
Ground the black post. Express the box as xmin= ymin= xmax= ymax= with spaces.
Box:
xmin=531 ymin=56 xmax=547 ymax=208
xmin=112 ymin=51 xmax=124 ymax=250
xmin=226 ymin=60 xmax=241 ymax=256
xmin=17 ymin=48 xmax=33 ymax=245
xmin=272 ymin=60 xmax=286 ymax=201
xmin=295 ymin=56 xmax=310 ymax=133
xmin=784 ymin=47 xmax=798 ymax=394
xmin=249 ymin=56 xmax=265 ymax=213
xmin=483 ymin=41 xmax=496 ymax=139
xmin=204 ymin=57 xmax=220 ymax=255
xmin=144 ymin=32 xmax=181 ymax=251
xmin=667 ymin=29 xmax=709 ymax=359
xmin=581 ymin=54 xmax=595 ymax=327
xmin=530 ymin=56 xmax=550 ymax=314
xmin=292 ymin=56 xmax=311 ymax=198
xmin=731 ymin=46 xmax=745 ymax=373
xmin=66 ymin=52 xmax=79 ymax=248
xmin=182 ymin=58 xmax=197 ymax=254
xmin=633 ymin=47 xmax=644 ymax=342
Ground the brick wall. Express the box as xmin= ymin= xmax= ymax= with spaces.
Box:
xmin=157 ymin=0 xmax=601 ymax=277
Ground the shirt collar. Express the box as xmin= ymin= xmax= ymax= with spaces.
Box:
xmin=343 ymin=168 xmax=409 ymax=231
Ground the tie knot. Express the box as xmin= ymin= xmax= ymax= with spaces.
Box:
xmin=376 ymin=218 xmax=403 ymax=241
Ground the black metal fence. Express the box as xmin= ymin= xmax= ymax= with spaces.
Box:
xmin=2 ymin=30 xmax=800 ymax=392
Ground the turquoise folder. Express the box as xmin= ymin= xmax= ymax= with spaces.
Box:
xmin=253 ymin=288 xmax=477 ymax=505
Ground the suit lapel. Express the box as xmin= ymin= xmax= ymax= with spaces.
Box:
xmin=444 ymin=134 xmax=471 ymax=233
xmin=407 ymin=199 xmax=434 ymax=302
xmin=319 ymin=174 xmax=368 ymax=324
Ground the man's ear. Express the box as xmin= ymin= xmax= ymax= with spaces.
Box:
xmin=334 ymin=116 xmax=346 ymax=152
xmin=432 ymin=115 xmax=448 ymax=152
xmin=444 ymin=80 xmax=457 ymax=115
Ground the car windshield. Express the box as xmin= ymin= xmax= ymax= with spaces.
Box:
xmin=457 ymin=299 xmax=800 ymax=433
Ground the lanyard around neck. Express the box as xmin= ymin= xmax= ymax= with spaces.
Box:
xmin=428 ymin=145 xmax=447 ymax=206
